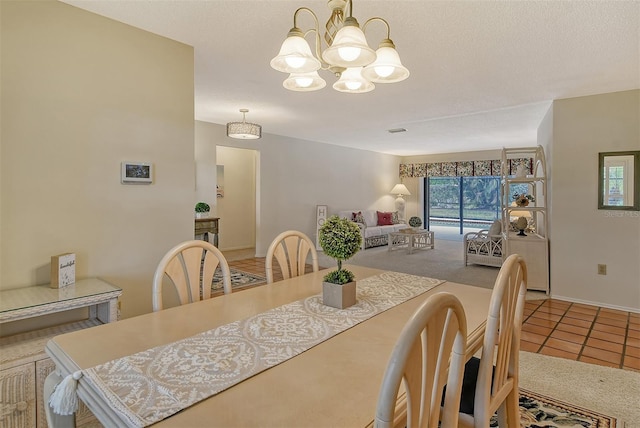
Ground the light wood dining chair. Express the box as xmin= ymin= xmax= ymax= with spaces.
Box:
xmin=457 ymin=254 xmax=527 ymax=428
xmin=152 ymin=240 xmax=231 ymax=312
xmin=375 ymin=292 xmax=468 ymax=428
xmin=265 ymin=230 xmax=319 ymax=284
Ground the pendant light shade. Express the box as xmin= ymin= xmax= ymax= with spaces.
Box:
xmin=283 ymin=71 xmax=327 ymax=91
xmin=332 ymin=67 xmax=374 ymax=93
xmin=321 ymin=17 xmax=376 ymax=68
xmin=362 ymin=39 xmax=410 ymax=83
xmin=227 ymin=109 xmax=261 ymax=140
xmin=270 ymin=28 xmax=321 ymax=74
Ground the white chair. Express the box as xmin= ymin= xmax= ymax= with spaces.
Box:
xmin=152 ymin=240 xmax=231 ymax=312
xmin=265 ymin=230 xmax=319 ymax=284
xmin=463 ymin=219 xmax=503 ymax=267
xmin=374 ymin=292 xmax=468 ymax=428
xmin=457 ymin=254 xmax=527 ymax=427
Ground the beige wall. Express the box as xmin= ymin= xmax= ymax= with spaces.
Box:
xmin=0 ymin=0 xmax=195 ymax=321
xmin=550 ymin=90 xmax=639 ymax=311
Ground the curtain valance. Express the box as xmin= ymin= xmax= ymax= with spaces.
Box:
xmin=399 ymin=158 xmax=532 ymax=178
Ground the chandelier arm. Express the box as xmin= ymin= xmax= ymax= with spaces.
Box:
xmin=362 ymin=17 xmax=391 ymax=39
xmin=293 ymin=7 xmax=332 ymax=70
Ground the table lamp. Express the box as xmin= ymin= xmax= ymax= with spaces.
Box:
xmin=390 ymin=184 xmax=410 ymax=221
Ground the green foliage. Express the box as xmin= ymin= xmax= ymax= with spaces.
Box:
xmin=195 ymin=202 xmax=210 ymax=212
xmin=323 ymin=269 xmax=355 ymax=285
xmin=408 ymin=216 xmax=422 ymax=227
xmin=319 ymin=216 xmax=362 ymax=283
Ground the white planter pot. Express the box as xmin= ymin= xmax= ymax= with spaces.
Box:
xmin=322 ymin=281 xmax=356 ymax=309
xmin=195 ymin=212 xmax=210 ymax=219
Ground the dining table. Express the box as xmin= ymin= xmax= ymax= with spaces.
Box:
xmin=45 ymin=265 xmax=492 ymax=427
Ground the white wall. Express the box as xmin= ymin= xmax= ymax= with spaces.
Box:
xmin=550 ymin=90 xmax=639 ymax=311
xmin=195 ymin=121 xmax=401 ymax=256
xmin=0 ymin=1 xmax=195 ymax=320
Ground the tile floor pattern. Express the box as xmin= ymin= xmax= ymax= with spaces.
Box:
xmin=224 ymin=253 xmax=639 ymax=373
xmin=522 ymin=299 xmax=639 ymax=372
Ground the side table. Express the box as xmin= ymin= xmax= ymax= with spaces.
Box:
xmin=388 ymin=229 xmax=435 ymax=254
xmin=195 ymin=217 xmax=219 ymax=247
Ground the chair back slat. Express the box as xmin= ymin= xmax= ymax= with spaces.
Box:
xmin=265 ymin=231 xmax=319 ymax=284
xmin=152 ymin=240 xmax=231 ymax=311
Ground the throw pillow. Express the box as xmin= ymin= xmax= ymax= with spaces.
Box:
xmin=391 ymin=211 xmax=400 ymax=224
xmin=352 ymin=211 xmax=365 ymax=224
xmin=488 ymin=219 xmax=502 ymax=236
xmin=377 ymin=211 xmax=393 ymax=226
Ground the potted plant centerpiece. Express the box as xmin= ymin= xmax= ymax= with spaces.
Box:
xmin=318 ymin=215 xmax=362 ymax=309
xmin=195 ymin=202 xmax=210 ymax=219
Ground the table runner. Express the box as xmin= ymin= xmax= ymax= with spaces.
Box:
xmin=59 ymin=272 xmax=443 ymax=427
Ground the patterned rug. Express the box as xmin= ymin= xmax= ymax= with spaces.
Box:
xmin=212 ymin=267 xmax=266 ymax=292
xmin=493 ymin=388 xmax=617 ymax=427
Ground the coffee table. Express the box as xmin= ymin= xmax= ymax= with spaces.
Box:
xmin=388 ymin=229 xmax=435 ymax=254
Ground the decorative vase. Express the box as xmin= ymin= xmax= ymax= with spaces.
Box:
xmin=322 ymin=281 xmax=356 ymax=309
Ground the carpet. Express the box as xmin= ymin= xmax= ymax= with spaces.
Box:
xmin=212 ymin=268 xmax=266 ymax=292
xmin=507 ymin=388 xmax=617 ymax=427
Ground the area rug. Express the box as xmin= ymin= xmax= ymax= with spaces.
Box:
xmin=212 ymin=268 xmax=266 ymax=292
xmin=502 ymin=388 xmax=617 ymax=427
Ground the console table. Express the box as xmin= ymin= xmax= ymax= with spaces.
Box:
xmin=195 ymin=217 xmax=219 ymax=247
xmin=0 ymin=278 xmax=122 ymax=427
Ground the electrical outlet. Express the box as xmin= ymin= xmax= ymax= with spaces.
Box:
xmin=597 ymin=264 xmax=607 ymax=275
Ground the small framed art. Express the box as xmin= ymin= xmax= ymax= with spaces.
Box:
xmin=121 ymin=161 xmax=153 ymax=184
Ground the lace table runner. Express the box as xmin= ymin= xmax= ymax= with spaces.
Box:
xmin=81 ymin=272 xmax=443 ymax=427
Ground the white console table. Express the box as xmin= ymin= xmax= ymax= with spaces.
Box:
xmin=0 ymin=278 xmax=122 ymax=427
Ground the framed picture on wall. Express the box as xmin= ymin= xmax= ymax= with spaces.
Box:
xmin=121 ymin=161 xmax=153 ymax=184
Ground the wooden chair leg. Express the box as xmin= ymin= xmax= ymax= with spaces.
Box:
xmin=505 ymin=387 xmax=520 ymax=427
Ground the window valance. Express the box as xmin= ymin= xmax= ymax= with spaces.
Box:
xmin=399 ymin=158 xmax=532 ymax=178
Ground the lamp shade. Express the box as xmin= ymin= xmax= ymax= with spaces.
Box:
xmin=283 ymin=71 xmax=327 ymax=91
xmin=390 ymin=183 xmax=410 ymax=196
xmin=362 ymin=40 xmax=410 ymax=83
xmin=321 ymin=17 xmax=376 ymax=68
xmin=226 ymin=109 xmax=261 ymax=140
xmin=332 ymin=67 xmax=374 ymax=93
xmin=270 ymin=29 xmax=321 ymax=74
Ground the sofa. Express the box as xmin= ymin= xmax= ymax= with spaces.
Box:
xmin=338 ymin=210 xmax=408 ymax=249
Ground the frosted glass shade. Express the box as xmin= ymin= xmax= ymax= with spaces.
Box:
xmin=226 ymin=122 xmax=261 ymax=139
xmin=332 ymin=67 xmax=374 ymax=93
xmin=270 ymin=32 xmax=321 ymax=74
xmin=322 ymin=18 xmax=376 ymax=68
xmin=362 ymin=44 xmax=410 ymax=83
xmin=283 ymin=71 xmax=327 ymax=91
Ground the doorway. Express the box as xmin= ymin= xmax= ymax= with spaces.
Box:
xmin=215 ymin=146 xmax=258 ymax=251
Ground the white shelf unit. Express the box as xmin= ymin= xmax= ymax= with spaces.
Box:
xmin=501 ymin=146 xmax=550 ymax=293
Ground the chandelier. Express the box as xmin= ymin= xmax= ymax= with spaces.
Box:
xmin=226 ymin=109 xmax=261 ymax=139
xmin=270 ymin=0 xmax=409 ymax=94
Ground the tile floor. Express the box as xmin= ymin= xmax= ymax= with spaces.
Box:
xmin=522 ymin=299 xmax=639 ymax=372
xmin=223 ymin=250 xmax=639 ymax=373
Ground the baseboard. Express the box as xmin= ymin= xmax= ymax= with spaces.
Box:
xmin=550 ymin=294 xmax=640 ymax=314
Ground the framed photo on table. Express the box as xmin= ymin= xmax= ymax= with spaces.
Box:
xmin=121 ymin=161 xmax=153 ymax=184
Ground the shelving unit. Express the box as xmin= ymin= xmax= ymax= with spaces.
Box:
xmin=501 ymin=146 xmax=550 ymax=293
xmin=0 ymin=279 xmax=121 ymax=427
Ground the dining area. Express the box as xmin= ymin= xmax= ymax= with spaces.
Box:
xmin=43 ymin=227 xmax=527 ymax=428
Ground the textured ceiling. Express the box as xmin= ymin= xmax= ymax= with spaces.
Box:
xmin=61 ymin=0 xmax=639 ymax=156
